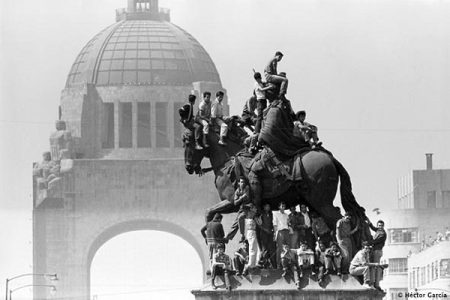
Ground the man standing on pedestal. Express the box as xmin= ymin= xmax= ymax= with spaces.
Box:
xmin=273 ymin=202 xmax=290 ymax=269
xmin=367 ymin=219 xmax=387 ymax=291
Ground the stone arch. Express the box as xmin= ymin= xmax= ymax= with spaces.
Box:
xmin=85 ymin=219 xmax=207 ymax=297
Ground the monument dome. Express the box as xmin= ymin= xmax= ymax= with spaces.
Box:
xmin=65 ymin=18 xmax=221 ymax=87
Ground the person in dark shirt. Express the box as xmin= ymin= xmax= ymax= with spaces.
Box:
xmin=367 ymin=219 xmax=387 ymax=290
xmin=258 ymin=203 xmax=276 ymax=268
xmin=225 ymin=177 xmax=251 ymax=242
xmin=264 ymin=51 xmax=289 ymax=99
xmin=288 ymin=205 xmax=303 ymax=249
xmin=179 ymin=94 xmax=203 ymax=150
xmin=233 ymin=240 xmax=249 ymax=275
xmin=201 ymin=213 xmax=226 ymax=261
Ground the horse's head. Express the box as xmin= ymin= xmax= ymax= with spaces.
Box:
xmin=182 ymin=128 xmax=207 ymax=175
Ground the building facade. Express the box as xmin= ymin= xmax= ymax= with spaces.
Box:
xmin=381 ymin=154 xmax=450 ymax=300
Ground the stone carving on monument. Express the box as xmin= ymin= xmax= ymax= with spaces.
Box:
xmin=33 ymin=120 xmax=74 ymax=200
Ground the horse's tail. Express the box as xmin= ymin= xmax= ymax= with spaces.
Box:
xmin=331 ymin=157 xmax=365 ymax=216
xmin=332 ymin=156 xmax=373 ymax=250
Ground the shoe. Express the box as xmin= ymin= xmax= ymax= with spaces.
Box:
xmin=316 ymin=141 xmax=323 ymax=147
xmin=324 ymin=270 xmax=330 ymax=276
xmin=195 ymin=142 xmax=203 ymax=150
xmin=337 ymin=271 xmax=342 ymax=276
xmin=212 ymin=285 xmax=217 ymax=290
xmin=236 ymin=272 xmax=242 ymax=276
xmin=311 ymin=271 xmax=317 ymax=276
xmin=227 ymin=286 xmax=232 ymax=292
xmin=362 ymin=283 xmax=375 ymax=289
xmin=218 ymin=139 xmax=227 ymax=146
xmin=374 ymin=285 xmax=384 ymax=292
xmin=299 ymin=271 xmax=303 ymax=278
xmin=281 ymin=271 xmax=287 ymax=278
xmin=296 ymin=282 xmax=301 ymax=289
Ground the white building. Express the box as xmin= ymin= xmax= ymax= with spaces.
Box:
xmin=381 ymin=154 xmax=450 ymax=300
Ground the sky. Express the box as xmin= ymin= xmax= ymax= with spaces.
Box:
xmin=1 ymin=0 xmax=450 ymax=299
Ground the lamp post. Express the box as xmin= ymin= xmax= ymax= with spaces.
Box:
xmin=5 ymin=273 xmax=57 ymax=300
xmin=9 ymin=284 xmax=56 ymax=300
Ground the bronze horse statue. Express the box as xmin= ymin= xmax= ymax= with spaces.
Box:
xmin=182 ymin=117 xmax=372 ymax=249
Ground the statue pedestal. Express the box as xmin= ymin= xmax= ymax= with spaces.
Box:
xmin=192 ymin=270 xmax=384 ymax=300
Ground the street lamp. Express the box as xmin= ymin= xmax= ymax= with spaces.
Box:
xmin=5 ymin=273 xmax=58 ymax=300
xmin=9 ymin=284 xmax=56 ymax=300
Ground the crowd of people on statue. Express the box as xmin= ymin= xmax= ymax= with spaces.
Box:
xmin=200 ymin=195 xmax=387 ymax=291
xmin=179 ymin=51 xmax=322 ymax=155
xmin=180 ymin=51 xmax=388 ymax=291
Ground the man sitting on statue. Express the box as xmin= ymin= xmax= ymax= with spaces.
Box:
xmin=211 ymin=91 xmax=228 ymax=146
xmin=264 ymin=51 xmax=289 ymax=100
xmin=179 ymin=94 xmax=204 ymax=150
xmin=349 ymin=241 xmax=377 ymax=289
xmin=211 ymin=243 xmax=233 ymax=291
xmin=240 ymin=94 xmax=257 ymax=132
xmin=233 ymin=240 xmax=249 ymax=276
xmin=293 ymin=110 xmax=322 ymax=148
xmin=197 ymin=91 xmax=212 ymax=148
xmin=293 ymin=241 xmax=316 ymax=278
xmin=280 ymin=243 xmax=300 ymax=286
xmin=325 ymin=242 xmax=343 ymax=276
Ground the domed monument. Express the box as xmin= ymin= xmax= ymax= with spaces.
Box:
xmin=61 ymin=0 xmax=227 ymax=159
xmin=33 ymin=1 xmax=226 ymax=299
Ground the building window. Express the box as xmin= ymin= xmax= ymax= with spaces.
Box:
xmin=426 ymin=264 xmax=431 ymax=284
xmin=389 ymin=228 xmax=418 ymax=244
xmin=137 ymin=102 xmax=151 ymax=148
xmin=440 ymin=259 xmax=450 ymax=278
xmin=427 ymin=191 xmax=436 ymax=208
xmin=420 ymin=266 xmax=426 ymax=285
xmin=155 ymin=102 xmax=169 ymax=147
xmin=102 ymin=103 xmax=114 ymax=148
xmin=442 ymin=191 xmax=450 ymax=208
xmin=173 ymin=102 xmax=184 ymax=147
xmin=388 ymin=258 xmax=408 ymax=274
xmin=119 ymin=102 xmax=133 ymax=148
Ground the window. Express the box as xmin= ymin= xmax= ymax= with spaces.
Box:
xmin=442 ymin=191 xmax=450 ymax=208
xmin=440 ymin=259 xmax=450 ymax=278
xmin=388 ymin=258 xmax=408 ymax=274
xmin=389 ymin=228 xmax=418 ymax=244
xmin=173 ymin=102 xmax=184 ymax=147
xmin=137 ymin=102 xmax=151 ymax=148
xmin=155 ymin=102 xmax=169 ymax=147
xmin=102 ymin=103 xmax=114 ymax=148
xmin=119 ymin=102 xmax=132 ymax=148
xmin=420 ymin=266 xmax=426 ymax=285
xmin=427 ymin=191 xmax=436 ymax=208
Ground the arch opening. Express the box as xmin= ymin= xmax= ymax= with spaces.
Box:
xmin=90 ymin=230 xmax=202 ymax=300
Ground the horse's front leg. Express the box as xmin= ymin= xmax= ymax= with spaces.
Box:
xmin=205 ymin=200 xmax=239 ymax=223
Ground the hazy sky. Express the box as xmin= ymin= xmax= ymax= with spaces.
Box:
xmin=1 ymin=0 xmax=449 ymax=299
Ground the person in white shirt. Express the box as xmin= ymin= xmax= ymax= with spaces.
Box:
xmin=211 ymin=91 xmax=228 ymax=145
xmin=273 ymin=202 xmax=290 ymax=269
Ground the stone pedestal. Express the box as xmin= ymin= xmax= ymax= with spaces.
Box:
xmin=192 ymin=270 xmax=384 ymax=300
